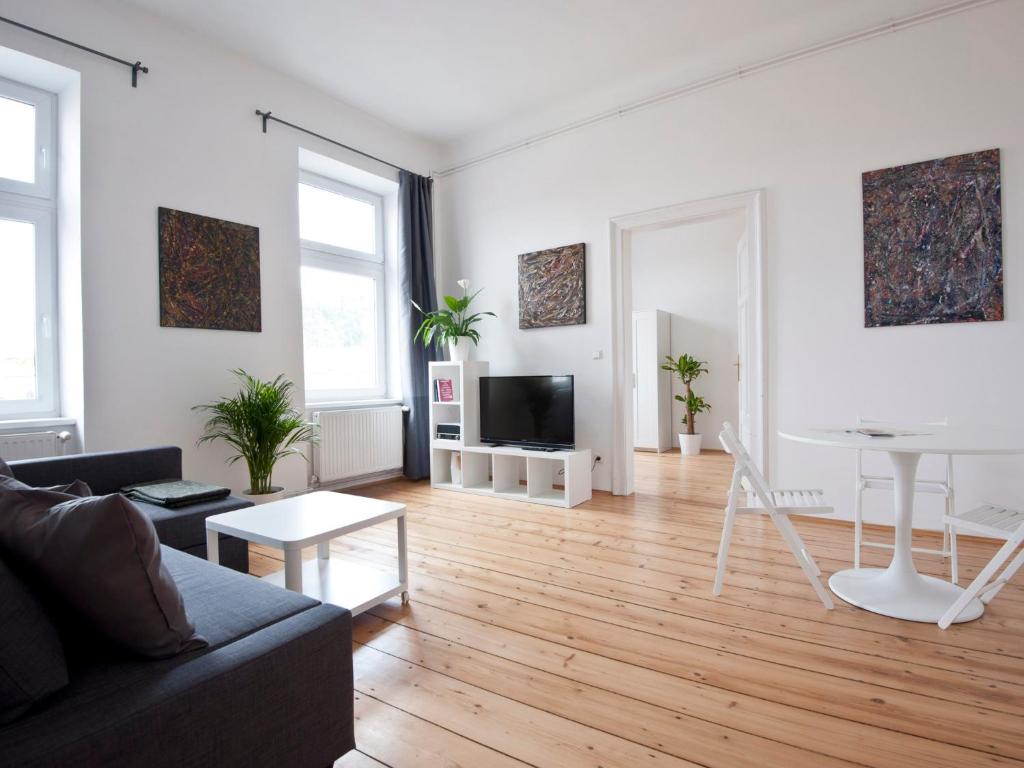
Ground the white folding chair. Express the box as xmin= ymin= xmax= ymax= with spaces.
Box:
xmin=716 ymin=422 xmax=834 ymax=609
xmin=854 ymin=416 xmax=956 ymax=580
xmin=939 ymin=504 xmax=1024 ymax=629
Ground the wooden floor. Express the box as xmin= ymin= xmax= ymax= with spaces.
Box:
xmin=250 ymin=450 xmax=1024 ymax=768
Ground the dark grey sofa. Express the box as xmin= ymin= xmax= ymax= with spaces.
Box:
xmin=9 ymin=446 xmax=251 ymax=572
xmin=0 ymin=448 xmax=356 ymax=767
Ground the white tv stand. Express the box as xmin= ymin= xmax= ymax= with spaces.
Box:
xmin=428 ymin=360 xmax=592 ymax=508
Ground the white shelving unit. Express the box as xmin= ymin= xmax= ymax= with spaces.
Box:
xmin=428 ymin=360 xmax=592 ymax=509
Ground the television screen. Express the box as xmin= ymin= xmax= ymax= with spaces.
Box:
xmin=479 ymin=375 xmax=575 ymax=449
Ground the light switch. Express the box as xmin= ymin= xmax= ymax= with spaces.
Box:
xmin=592 ymin=350 xmax=603 ymax=360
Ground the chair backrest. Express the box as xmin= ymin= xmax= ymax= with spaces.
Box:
xmin=856 ymin=415 xmax=951 ymax=478
xmin=858 ymin=415 xmax=949 ymax=430
xmin=719 ymin=422 xmax=775 ymax=510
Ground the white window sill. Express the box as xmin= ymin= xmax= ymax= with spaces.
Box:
xmin=307 ymin=399 xmax=405 ymax=412
xmin=0 ymin=416 xmax=76 ymax=431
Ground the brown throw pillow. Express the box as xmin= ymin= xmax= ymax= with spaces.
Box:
xmin=0 ymin=473 xmax=91 ymax=497
xmin=0 ymin=485 xmax=206 ymax=659
xmin=0 ymin=456 xmax=11 ymax=477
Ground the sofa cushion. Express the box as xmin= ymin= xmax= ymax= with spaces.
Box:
xmin=0 ymin=487 xmax=207 ymax=659
xmin=135 ymin=495 xmax=252 ymax=550
xmin=164 ymin=546 xmax=318 ymax=647
xmin=0 ymin=556 xmax=68 ymax=725
xmin=5 ymin=547 xmax=318 ymax=712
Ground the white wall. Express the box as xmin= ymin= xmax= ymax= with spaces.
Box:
xmin=0 ymin=0 xmax=441 ymax=492
xmin=632 ymin=214 xmax=742 ymax=448
xmin=436 ymin=1 xmax=1024 ymax=528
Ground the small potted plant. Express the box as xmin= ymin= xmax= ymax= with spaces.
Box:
xmin=661 ymin=354 xmax=711 ymax=457
xmin=194 ymin=370 xmax=318 ymax=503
xmin=413 ymin=279 xmax=495 ymax=362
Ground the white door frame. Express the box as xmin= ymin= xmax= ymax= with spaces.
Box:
xmin=609 ymin=189 xmax=767 ymax=496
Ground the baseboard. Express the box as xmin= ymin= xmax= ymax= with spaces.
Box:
xmin=310 ymin=469 xmax=405 ymax=493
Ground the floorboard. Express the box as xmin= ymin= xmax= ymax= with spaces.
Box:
xmin=248 ymin=450 xmax=1024 ymax=768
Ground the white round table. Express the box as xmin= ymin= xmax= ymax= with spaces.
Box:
xmin=779 ymin=426 xmax=1024 ymax=623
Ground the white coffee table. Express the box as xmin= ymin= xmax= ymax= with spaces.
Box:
xmin=205 ymin=491 xmax=408 ymax=615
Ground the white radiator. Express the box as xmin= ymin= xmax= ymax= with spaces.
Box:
xmin=312 ymin=407 xmax=404 ymax=484
xmin=0 ymin=430 xmax=72 ymax=461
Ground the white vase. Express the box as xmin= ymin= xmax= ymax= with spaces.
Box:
xmin=679 ymin=434 xmax=702 ymax=457
xmin=449 ymin=338 xmax=471 ymax=362
xmin=450 ymin=452 xmax=463 ymax=486
xmin=239 ymin=486 xmax=286 ymax=505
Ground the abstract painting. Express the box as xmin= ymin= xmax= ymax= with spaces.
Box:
xmin=518 ymin=243 xmax=586 ymax=329
xmin=863 ymin=148 xmax=1002 ymax=328
xmin=158 ymin=207 xmax=262 ymax=332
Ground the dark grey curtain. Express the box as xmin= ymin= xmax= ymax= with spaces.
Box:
xmin=398 ymin=170 xmax=439 ymax=480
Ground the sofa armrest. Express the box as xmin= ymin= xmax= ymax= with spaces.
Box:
xmin=0 ymin=604 xmax=355 ymax=768
xmin=9 ymin=447 xmax=183 ymax=495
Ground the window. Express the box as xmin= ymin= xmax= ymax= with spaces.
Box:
xmin=299 ymin=172 xmax=386 ymax=402
xmin=0 ymin=77 xmax=58 ymax=418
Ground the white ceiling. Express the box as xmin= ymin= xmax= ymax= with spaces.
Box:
xmin=122 ymin=0 xmax=956 ymax=146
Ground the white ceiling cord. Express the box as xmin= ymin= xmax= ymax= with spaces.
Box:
xmin=435 ymin=0 xmax=1000 ymax=178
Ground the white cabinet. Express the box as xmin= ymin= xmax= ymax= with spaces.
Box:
xmin=632 ymin=310 xmax=672 ymax=452
xmin=428 ymin=360 xmax=592 ymax=508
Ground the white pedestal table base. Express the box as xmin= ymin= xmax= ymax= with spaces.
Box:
xmin=829 ymin=567 xmax=983 ymax=623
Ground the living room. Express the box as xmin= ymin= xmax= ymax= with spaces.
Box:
xmin=1 ymin=0 xmax=1022 ymax=766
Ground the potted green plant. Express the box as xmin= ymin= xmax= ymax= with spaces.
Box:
xmin=413 ymin=279 xmax=495 ymax=362
xmin=661 ymin=354 xmax=711 ymax=457
xmin=194 ymin=370 xmax=317 ymax=503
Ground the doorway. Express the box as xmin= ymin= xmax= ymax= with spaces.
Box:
xmin=609 ymin=190 xmax=766 ymax=496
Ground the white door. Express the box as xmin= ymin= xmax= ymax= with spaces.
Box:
xmin=735 ymin=232 xmax=755 ymax=462
xmin=632 ymin=314 xmax=640 ymax=445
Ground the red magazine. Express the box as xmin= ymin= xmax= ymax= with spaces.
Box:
xmin=435 ymin=379 xmax=455 ymax=402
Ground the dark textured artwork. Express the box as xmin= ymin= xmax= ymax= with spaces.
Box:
xmin=158 ymin=207 xmax=261 ymax=332
xmin=518 ymin=243 xmax=586 ymax=329
xmin=863 ymin=149 xmax=1002 ymax=328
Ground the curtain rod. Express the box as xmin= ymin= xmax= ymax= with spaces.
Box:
xmin=436 ymin=0 xmax=999 ymax=177
xmin=0 ymin=15 xmax=148 ymax=87
xmin=255 ymin=110 xmax=427 ymax=179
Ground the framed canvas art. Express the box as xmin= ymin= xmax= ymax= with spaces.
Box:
xmin=518 ymin=242 xmax=586 ymax=329
xmin=862 ymin=149 xmax=1002 ymax=328
xmin=158 ymin=207 xmax=262 ymax=332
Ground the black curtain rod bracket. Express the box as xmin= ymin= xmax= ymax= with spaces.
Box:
xmin=257 ymin=109 xmax=272 ymax=133
xmin=0 ymin=15 xmax=148 ymax=87
xmin=255 ymin=108 xmax=426 ymax=178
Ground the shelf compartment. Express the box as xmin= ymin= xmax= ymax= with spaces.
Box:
xmin=492 ymin=453 xmax=527 ymax=495
xmin=462 ymin=451 xmax=491 ymax=489
xmin=526 ymin=456 xmax=566 ymax=503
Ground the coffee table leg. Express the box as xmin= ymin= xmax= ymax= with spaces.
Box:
xmin=284 ymin=548 xmax=303 ymax=592
xmin=206 ymin=529 xmax=220 ymax=564
xmin=398 ymin=514 xmax=409 ymax=603
xmin=317 ymin=541 xmax=330 ymax=560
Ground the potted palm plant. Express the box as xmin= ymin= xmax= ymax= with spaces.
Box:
xmin=194 ymin=370 xmax=317 ymax=503
xmin=661 ymin=354 xmax=711 ymax=457
xmin=413 ymin=279 xmax=495 ymax=362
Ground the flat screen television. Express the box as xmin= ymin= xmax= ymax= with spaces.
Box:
xmin=479 ymin=375 xmax=575 ymax=450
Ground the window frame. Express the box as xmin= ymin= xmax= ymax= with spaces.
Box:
xmin=298 ymin=171 xmax=384 ymax=265
xmin=0 ymin=200 xmax=58 ymax=418
xmin=0 ymin=76 xmax=56 ymax=200
xmin=298 ymin=172 xmax=389 ymax=403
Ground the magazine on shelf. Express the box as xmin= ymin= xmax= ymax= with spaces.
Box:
xmin=434 ymin=378 xmax=455 ymax=402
